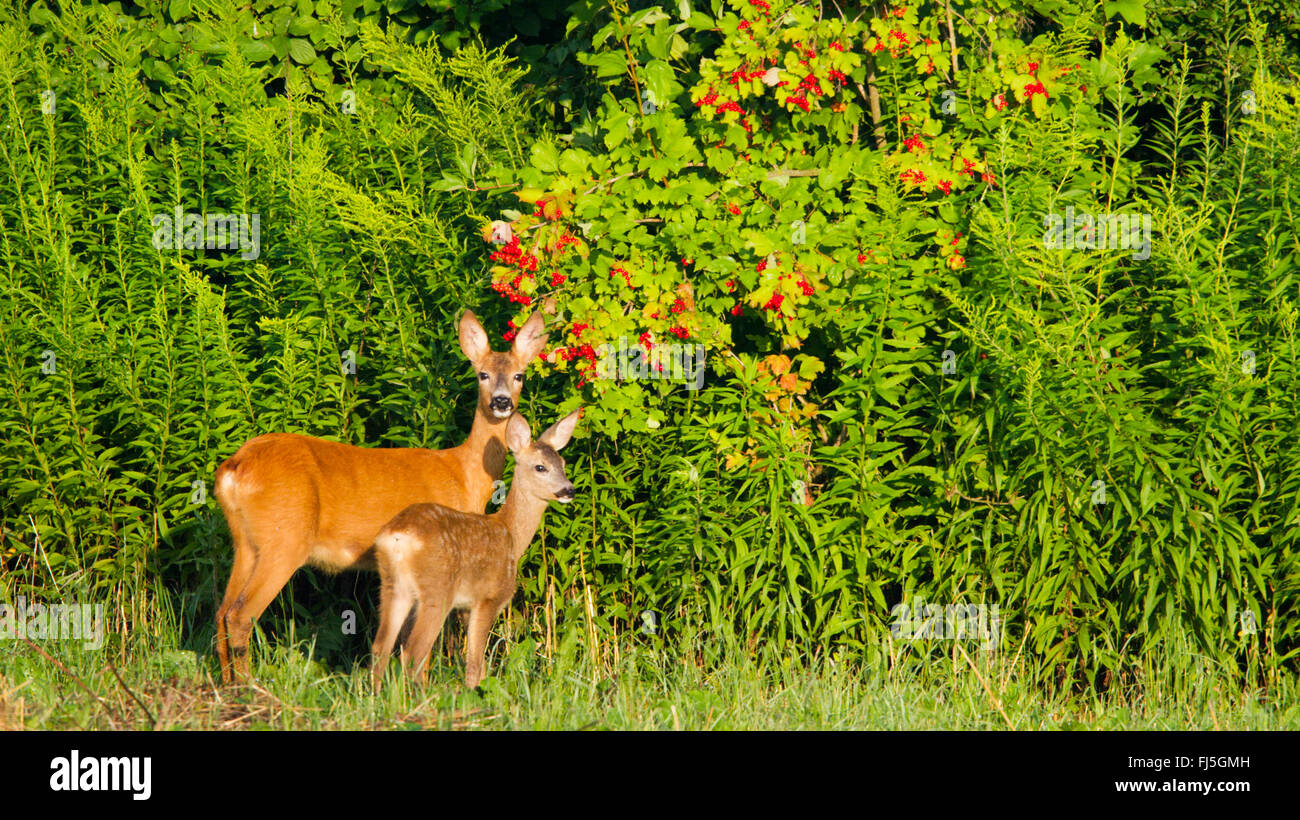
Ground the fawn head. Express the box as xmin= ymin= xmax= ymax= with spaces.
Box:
xmin=505 ymin=410 xmax=580 ymax=503
xmin=459 ymin=310 xmax=548 ymax=420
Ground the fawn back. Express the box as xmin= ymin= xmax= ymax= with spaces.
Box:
xmin=370 ymin=408 xmax=580 ymax=688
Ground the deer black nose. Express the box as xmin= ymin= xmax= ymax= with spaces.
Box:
xmin=490 ymin=395 xmax=512 ymax=412
xmin=555 ymin=485 xmax=575 ymax=501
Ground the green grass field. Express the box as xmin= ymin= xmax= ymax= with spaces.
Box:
xmin=3 ymin=623 xmax=1295 ymax=730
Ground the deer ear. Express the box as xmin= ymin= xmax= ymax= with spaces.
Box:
xmin=458 ymin=310 xmax=489 ymax=363
xmin=505 ymin=413 xmax=532 ymax=453
xmin=539 ymin=408 xmax=581 ymax=451
xmin=512 ymin=312 xmax=548 ymax=362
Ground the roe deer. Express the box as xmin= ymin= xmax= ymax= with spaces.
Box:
xmin=370 ymin=408 xmax=580 ymax=689
xmin=212 ymin=310 xmax=548 ymax=684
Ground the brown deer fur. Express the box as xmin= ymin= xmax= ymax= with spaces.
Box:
xmin=212 ymin=310 xmax=548 ymax=683
xmin=370 ymin=409 xmax=580 ymax=689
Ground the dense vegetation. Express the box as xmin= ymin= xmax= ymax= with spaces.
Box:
xmin=1 ymin=0 xmax=1298 ymax=715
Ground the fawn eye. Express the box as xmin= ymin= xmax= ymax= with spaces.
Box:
xmin=534 ymin=464 xmax=547 ymax=473
xmin=478 ymin=372 xmax=488 ymax=381
xmin=513 ymin=373 xmax=524 ymax=382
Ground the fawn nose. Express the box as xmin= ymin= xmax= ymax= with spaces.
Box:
xmin=489 ymin=395 xmax=513 ymax=415
xmin=555 ymin=484 xmax=575 ymax=503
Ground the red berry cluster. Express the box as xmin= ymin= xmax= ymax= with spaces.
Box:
xmin=728 ymin=67 xmax=767 ymax=86
xmin=668 ymin=326 xmax=689 ymax=339
xmin=1023 ymin=81 xmax=1048 ymax=100
xmin=900 ymin=168 xmax=927 ymax=186
xmin=558 ymin=343 xmax=597 ymax=362
xmin=871 ymin=26 xmax=910 ymax=55
xmin=489 ymin=236 xmax=539 ymax=305
xmin=489 ymin=235 xmax=537 ymax=271
xmin=792 ymin=40 xmax=818 ymax=63
xmin=555 ymin=342 xmax=600 ymax=387
xmin=946 ymin=232 xmax=966 ymax=269
xmin=611 ymin=265 xmax=634 ymax=287
xmin=904 ymin=134 xmax=925 ymax=153
xmin=699 ymin=92 xmax=752 ymax=131
xmin=552 ymin=232 xmax=581 ymax=253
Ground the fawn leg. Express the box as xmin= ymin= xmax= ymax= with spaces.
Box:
xmin=463 ymin=600 xmax=504 ymax=688
xmin=371 ymin=579 xmax=414 ymax=691
xmin=402 ymin=601 xmax=450 ymax=685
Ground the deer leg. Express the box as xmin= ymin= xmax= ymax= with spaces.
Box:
xmin=221 ymin=541 xmax=305 ymax=683
xmin=402 ymin=597 xmax=451 ymax=686
xmin=371 ymin=576 xmax=414 ymax=691
xmin=215 ymin=528 xmax=257 ymax=685
xmin=463 ymin=600 xmax=504 ymax=689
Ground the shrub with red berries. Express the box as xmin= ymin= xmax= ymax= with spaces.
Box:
xmin=474 ymin=0 xmax=1095 ymax=432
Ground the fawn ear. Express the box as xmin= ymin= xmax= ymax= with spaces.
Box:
xmin=505 ymin=413 xmax=532 ymax=453
xmin=512 ymin=312 xmax=548 ymax=362
xmin=458 ymin=310 xmax=490 ymax=363
xmin=539 ymin=408 xmax=581 ymax=451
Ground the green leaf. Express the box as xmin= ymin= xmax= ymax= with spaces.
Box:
xmin=240 ymin=38 xmax=274 ymax=62
xmin=288 ymin=38 xmax=316 ymax=65
xmin=642 ymin=60 xmax=678 ymax=106
xmin=1103 ymin=0 xmax=1147 ymax=26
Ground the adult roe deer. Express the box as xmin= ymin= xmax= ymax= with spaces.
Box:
xmin=212 ymin=310 xmax=548 ymax=683
xmin=370 ymin=408 xmax=580 ymax=689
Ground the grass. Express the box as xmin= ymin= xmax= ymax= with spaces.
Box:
xmin=1 ymin=619 xmax=1295 ymax=730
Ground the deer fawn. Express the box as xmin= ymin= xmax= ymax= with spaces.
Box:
xmin=212 ymin=310 xmax=548 ymax=684
xmin=370 ymin=408 xmax=580 ymax=689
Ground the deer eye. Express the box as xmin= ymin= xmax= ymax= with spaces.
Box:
xmin=534 ymin=464 xmax=547 ymax=473
xmin=514 ymin=373 xmax=524 ymax=382
xmin=478 ymin=372 xmax=488 ymax=381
